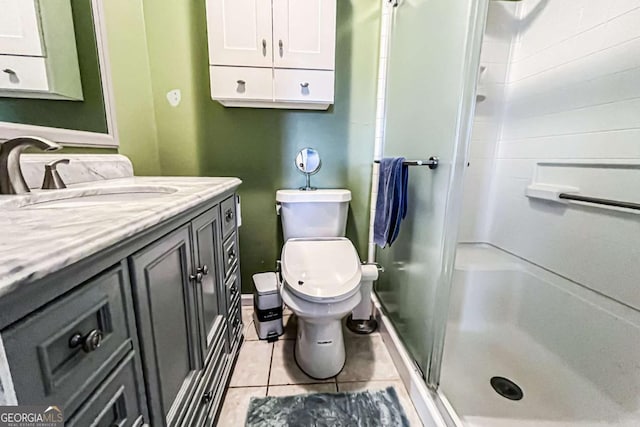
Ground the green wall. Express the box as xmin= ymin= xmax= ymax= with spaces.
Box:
xmin=0 ymin=0 xmax=108 ymax=133
xmin=115 ymin=0 xmax=381 ymax=291
xmin=103 ymin=0 xmax=161 ymax=175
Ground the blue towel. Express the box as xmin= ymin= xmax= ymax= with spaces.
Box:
xmin=374 ymin=157 xmax=409 ymax=248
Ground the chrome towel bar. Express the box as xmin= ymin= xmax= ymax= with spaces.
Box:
xmin=558 ymin=193 xmax=640 ymax=211
xmin=374 ymin=156 xmax=439 ymax=170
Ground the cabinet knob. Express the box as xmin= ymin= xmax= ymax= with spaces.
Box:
xmin=236 ymin=80 xmax=246 ymax=94
xmin=190 ymin=272 xmax=204 ymax=283
xmin=197 ymin=265 xmax=209 ymax=276
xmin=300 ymin=82 xmax=309 ymax=88
xmin=262 ymin=39 xmax=267 ymax=56
xmin=69 ymin=329 xmax=104 ymax=353
xmin=202 ymin=391 xmax=213 ymax=404
xmin=225 ymin=208 xmax=234 ymax=222
xmin=228 ymin=249 xmax=236 ymax=261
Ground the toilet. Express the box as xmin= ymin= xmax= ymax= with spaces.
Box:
xmin=276 ymin=189 xmax=378 ymax=379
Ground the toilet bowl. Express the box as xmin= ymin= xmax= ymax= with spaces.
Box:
xmin=280 ymin=237 xmax=362 ymax=379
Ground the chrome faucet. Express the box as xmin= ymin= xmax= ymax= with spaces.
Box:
xmin=0 ymin=136 xmax=61 ymax=194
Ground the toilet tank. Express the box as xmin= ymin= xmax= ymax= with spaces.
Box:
xmin=276 ymin=189 xmax=351 ymax=241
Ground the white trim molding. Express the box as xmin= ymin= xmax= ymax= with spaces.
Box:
xmin=0 ymin=0 xmax=119 ymax=148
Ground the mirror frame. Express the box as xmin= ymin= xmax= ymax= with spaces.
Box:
xmin=0 ymin=0 xmax=118 ymax=148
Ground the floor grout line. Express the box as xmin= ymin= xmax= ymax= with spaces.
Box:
xmin=265 ymin=342 xmax=275 ymax=396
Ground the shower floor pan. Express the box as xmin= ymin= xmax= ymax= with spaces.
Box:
xmin=439 ymin=243 xmax=640 ymax=427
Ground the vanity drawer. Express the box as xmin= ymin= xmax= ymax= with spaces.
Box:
xmin=220 ymin=195 xmax=237 ymax=239
xmin=0 ymin=55 xmax=49 ymax=92
xmin=274 ymin=69 xmax=334 ymax=103
xmin=2 ymin=264 xmax=134 ymax=415
xmin=222 ymin=233 xmax=238 ymax=277
xmin=180 ymin=320 xmax=227 ymax=427
xmin=210 ymin=66 xmax=273 ymax=101
xmin=67 ymin=352 xmax=146 ymax=427
xmin=226 ymin=272 xmax=240 ymax=309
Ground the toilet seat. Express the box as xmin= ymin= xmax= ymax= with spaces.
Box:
xmin=281 ymin=238 xmax=362 ymax=303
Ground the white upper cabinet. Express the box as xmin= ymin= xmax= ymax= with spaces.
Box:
xmin=0 ymin=0 xmax=83 ymax=100
xmin=0 ymin=0 xmax=44 ymax=56
xmin=272 ymin=0 xmax=336 ymax=70
xmin=206 ymin=0 xmax=273 ymax=68
xmin=206 ymin=0 xmax=336 ymax=109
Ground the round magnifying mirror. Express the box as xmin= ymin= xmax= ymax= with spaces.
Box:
xmin=295 ymin=147 xmax=321 ymax=175
xmin=295 ymin=148 xmax=321 ymax=190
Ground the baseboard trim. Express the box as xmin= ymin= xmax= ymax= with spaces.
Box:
xmin=241 ymin=294 xmax=253 ymax=306
xmin=372 ymin=294 xmax=452 ymax=427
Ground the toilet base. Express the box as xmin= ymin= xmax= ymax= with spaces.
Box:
xmin=294 ymin=317 xmax=346 ymax=379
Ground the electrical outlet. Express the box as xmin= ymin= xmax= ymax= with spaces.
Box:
xmin=166 ymin=89 xmax=181 ymax=107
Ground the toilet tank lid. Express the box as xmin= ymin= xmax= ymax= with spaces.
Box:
xmin=253 ymin=272 xmax=279 ymax=295
xmin=276 ymin=189 xmax=351 ymax=203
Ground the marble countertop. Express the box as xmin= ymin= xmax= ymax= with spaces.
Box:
xmin=0 ymin=176 xmax=241 ymax=298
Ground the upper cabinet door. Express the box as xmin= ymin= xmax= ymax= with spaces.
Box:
xmin=0 ymin=0 xmax=43 ymax=56
xmin=272 ymin=0 xmax=336 ymax=70
xmin=206 ymin=0 xmax=273 ymax=67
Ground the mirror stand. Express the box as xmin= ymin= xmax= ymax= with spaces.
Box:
xmin=295 ymin=147 xmax=321 ymax=191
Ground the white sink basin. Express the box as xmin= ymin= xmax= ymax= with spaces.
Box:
xmin=10 ymin=185 xmax=178 ymax=209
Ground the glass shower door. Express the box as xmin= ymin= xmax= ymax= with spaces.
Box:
xmin=375 ymin=0 xmax=487 ymax=387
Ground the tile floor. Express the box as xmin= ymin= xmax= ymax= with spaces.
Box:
xmin=217 ymin=305 xmax=423 ymax=426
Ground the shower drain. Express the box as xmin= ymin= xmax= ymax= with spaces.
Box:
xmin=490 ymin=376 xmax=524 ymax=401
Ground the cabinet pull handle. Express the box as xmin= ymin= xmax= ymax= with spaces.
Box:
xmin=228 ymin=249 xmax=236 ymax=262
xmin=202 ymin=391 xmax=213 ymax=404
xmin=2 ymin=68 xmax=16 ymax=75
xmin=225 ymin=208 xmax=234 ymax=222
xmin=237 ymin=80 xmax=245 ymax=85
xmin=278 ymin=39 xmax=283 ymax=57
xmin=300 ymin=82 xmax=309 ymax=88
xmin=69 ymin=329 xmax=104 ymax=353
xmin=262 ymin=39 xmax=267 ymax=56
xmin=197 ymin=265 xmax=209 ymax=276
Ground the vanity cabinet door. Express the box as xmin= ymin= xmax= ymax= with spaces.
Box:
xmin=129 ymin=226 xmax=201 ymax=427
xmin=206 ymin=0 xmax=273 ymax=67
xmin=0 ymin=0 xmax=43 ymax=56
xmin=191 ymin=207 xmax=226 ymax=359
xmin=272 ymin=0 xmax=336 ymax=70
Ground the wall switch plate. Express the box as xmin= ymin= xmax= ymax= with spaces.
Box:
xmin=166 ymin=89 xmax=181 ymax=107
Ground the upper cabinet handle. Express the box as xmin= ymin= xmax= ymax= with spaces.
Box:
xmin=279 ymin=40 xmax=283 ymax=57
xmin=262 ymin=39 xmax=267 ymax=56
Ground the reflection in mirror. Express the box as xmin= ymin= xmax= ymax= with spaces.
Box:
xmin=0 ymin=0 xmax=113 ymax=144
xmin=295 ymin=147 xmax=321 ymax=174
xmin=295 ymin=148 xmax=321 ymax=191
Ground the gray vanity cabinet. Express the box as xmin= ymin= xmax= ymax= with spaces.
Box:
xmin=0 ymin=189 xmax=242 ymax=427
xmin=129 ymin=225 xmax=202 ymax=427
xmin=129 ymin=203 xmax=238 ymax=426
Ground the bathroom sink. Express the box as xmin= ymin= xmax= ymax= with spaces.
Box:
xmin=13 ymin=185 xmax=178 ymax=209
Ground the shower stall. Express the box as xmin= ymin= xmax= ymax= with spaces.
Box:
xmin=374 ymin=0 xmax=640 ymax=426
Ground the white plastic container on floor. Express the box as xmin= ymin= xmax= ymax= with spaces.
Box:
xmin=252 ymin=272 xmax=283 ymax=341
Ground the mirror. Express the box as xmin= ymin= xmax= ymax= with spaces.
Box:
xmin=0 ymin=0 xmax=116 ymax=147
xmin=295 ymin=148 xmax=321 ymax=190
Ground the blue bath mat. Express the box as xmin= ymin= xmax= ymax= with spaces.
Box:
xmin=245 ymin=386 xmax=410 ymax=427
